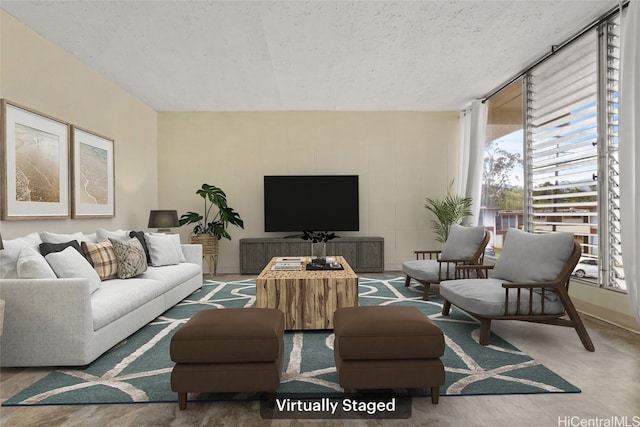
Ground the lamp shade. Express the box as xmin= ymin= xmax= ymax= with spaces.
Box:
xmin=148 ymin=210 xmax=179 ymax=231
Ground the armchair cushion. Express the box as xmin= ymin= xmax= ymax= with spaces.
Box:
xmin=402 ymin=260 xmax=440 ymax=283
xmin=439 ymin=278 xmax=565 ymax=316
xmin=493 ymin=229 xmax=575 ymax=283
xmin=441 ymin=225 xmax=486 ymax=260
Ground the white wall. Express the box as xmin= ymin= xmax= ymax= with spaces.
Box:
xmin=157 ymin=111 xmax=459 ymax=273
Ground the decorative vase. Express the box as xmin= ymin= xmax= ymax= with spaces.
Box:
xmin=311 ymin=241 xmax=327 ymax=264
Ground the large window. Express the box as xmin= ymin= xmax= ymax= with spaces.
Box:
xmin=523 ymin=14 xmax=624 ymax=291
xmin=482 ymin=12 xmax=625 ymax=291
xmin=480 ymin=80 xmax=524 ymax=257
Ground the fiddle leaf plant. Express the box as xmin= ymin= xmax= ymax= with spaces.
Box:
xmin=425 ymin=180 xmax=473 ymax=243
xmin=179 ymin=183 xmax=244 ymax=240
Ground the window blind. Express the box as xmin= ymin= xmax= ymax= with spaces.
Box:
xmin=524 ymin=13 xmax=626 ymax=291
xmin=526 ymin=30 xmax=599 ymax=247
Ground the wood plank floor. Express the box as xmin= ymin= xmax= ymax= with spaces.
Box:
xmin=2 ymin=273 xmax=639 ymax=426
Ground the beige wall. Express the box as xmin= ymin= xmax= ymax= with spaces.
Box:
xmin=0 ymin=11 xmax=158 ymax=239
xmin=571 ymin=283 xmax=639 ymax=333
xmin=158 ymin=111 xmax=459 ymax=273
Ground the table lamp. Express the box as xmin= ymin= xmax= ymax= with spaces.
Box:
xmin=148 ymin=210 xmax=179 ymax=233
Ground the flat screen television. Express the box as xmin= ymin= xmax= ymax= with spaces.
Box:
xmin=264 ymin=175 xmax=359 ymax=232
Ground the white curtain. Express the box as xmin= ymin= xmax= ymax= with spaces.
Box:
xmin=458 ymin=99 xmax=487 ymax=225
xmin=619 ymin=0 xmax=640 ymax=324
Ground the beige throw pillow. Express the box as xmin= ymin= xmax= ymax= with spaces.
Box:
xmin=110 ymin=238 xmax=147 ymax=279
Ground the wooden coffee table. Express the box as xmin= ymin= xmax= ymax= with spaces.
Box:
xmin=255 ymin=256 xmax=359 ymax=330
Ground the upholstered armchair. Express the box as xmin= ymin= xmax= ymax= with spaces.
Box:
xmin=402 ymin=225 xmax=489 ymax=300
xmin=439 ymin=228 xmax=594 ymax=351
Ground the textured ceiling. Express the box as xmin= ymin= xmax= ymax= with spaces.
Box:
xmin=0 ymin=1 xmax=619 ymax=111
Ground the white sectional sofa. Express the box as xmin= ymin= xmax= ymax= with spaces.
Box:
xmin=0 ymin=229 xmax=203 ymax=367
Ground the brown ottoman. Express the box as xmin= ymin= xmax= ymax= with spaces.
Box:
xmin=170 ymin=308 xmax=285 ymax=410
xmin=333 ymin=306 xmax=445 ymax=404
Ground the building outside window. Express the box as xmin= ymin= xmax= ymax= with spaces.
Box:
xmin=480 ymin=80 xmax=524 ymax=257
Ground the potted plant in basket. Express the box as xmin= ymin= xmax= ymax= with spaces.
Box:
xmin=425 ymin=180 xmax=473 ymax=243
xmin=179 ymin=184 xmax=244 ymax=274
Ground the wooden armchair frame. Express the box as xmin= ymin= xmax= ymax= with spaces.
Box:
xmin=441 ymin=241 xmax=595 ymax=351
xmin=404 ymin=231 xmax=490 ymax=300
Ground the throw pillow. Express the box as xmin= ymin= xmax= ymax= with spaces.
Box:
xmin=150 ymin=232 xmax=185 ymax=261
xmin=16 ymin=247 xmax=57 ymax=279
xmin=39 ymin=240 xmax=84 ymax=257
xmin=110 ymin=238 xmax=147 ymax=279
xmin=81 ymin=240 xmax=118 ymax=281
xmin=493 ymin=229 xmax=576 ymax=283
xmin=440 ymin=225 xmax=486 ymax=260
xmin=97 ymin=228 xmax=130 ymax=241
xmin=167 ymin=233 xmax=186 ymax=262
xmin=129 ymin=231 xmax=152 ymax=265
xmin=0 ymin=232 xmax=43 ymax=279
xmin=144 ymin=233 xmax=181 ymax=266
xmin=45 ymin=247 xmax=101 ymax=293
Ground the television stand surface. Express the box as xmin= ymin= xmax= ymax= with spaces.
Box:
xmin=239 ymin=236 xmax=384 ymax=275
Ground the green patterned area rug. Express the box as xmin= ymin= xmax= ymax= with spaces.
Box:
xmin=2 ymin=277 xmax=579 ymax=406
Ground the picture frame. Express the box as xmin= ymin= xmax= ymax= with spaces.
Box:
xmin=71 ymin=126 xmax=115 ymax=218
xmin=1 ymin=99 xmax=70 ymax=220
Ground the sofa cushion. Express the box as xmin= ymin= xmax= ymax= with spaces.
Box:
xmin=97 ymin=228 xmax=130 ymax=241
xmin=441 ymin=224 xmax=486 ymax=260
xmin=91 ymin=277 xmax=166 ymax=330
xmin=493 ymin=229 xmax=575 ymax=283
xmin=45 ymin=246 xmax=101 ymax=293
xmin=110 ymin=238 xmax=147 ymax=279
xmin=0 ymin=232 xmax=42 ymax=279
xmin=439 ymin=278 xmax=566 ymax=316
xmin=138 ymin=262 xmax=201 ymax=292
xmin=144 ymin=233 xmax=181 ymax=266
xmin=81 ymin=240 xmax=119 ymax=281
xmin=17 ymin=247 xmax=56 ymax=279
xmin=39 ymin=231 xmax=96 ymax=244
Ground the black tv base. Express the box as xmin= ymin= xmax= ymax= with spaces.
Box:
xmin=239 ymin=237 xmax=384 ymax=274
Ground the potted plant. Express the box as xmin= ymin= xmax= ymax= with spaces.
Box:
xmin=425 ymin=180 xmax=473 ymax=243
xmin=179 ymin=183 xmax=244 ymax=239
xmin=179 ymin=184 xmax=244 ymax=275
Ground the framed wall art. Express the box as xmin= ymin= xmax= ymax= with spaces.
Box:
xmin=1 ymin=99 xmax=70 ymax=220
xmin=71 ymin=126 xmax=115 ymax=218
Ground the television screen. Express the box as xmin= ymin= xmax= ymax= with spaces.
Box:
xmin=264 ymin=175 xmax=359 ymax=232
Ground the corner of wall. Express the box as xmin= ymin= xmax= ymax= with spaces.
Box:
xmin=570 ymin=282 xmax=640 ymax=333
